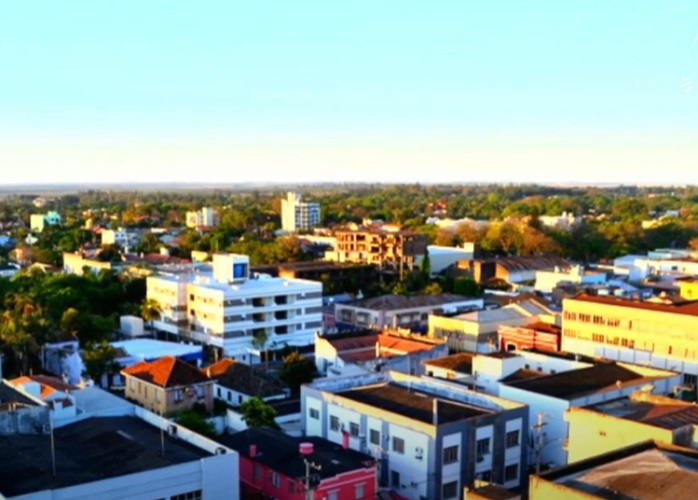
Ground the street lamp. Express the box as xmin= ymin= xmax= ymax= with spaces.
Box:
xmin=299 ymin=442 xmax=322 ymax=500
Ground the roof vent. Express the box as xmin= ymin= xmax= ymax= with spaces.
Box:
xmin=299 ymin=442 xmax=314 ymax=455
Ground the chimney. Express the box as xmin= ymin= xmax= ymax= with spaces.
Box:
xmin=249 ymin=444 xmax=257 ymax=457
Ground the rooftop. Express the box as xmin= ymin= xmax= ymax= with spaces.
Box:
xmin=586 ymin=393 xmax=698 ymax=430
xmin=346 ymin=293 xmax=479 ymax=311
xmin=209 ymin=361 xmax=288 ymax=399
xmin=504 ymin=363 xmax=646 ymax=400
xmin=121 ymin=356 xmax=210 ymax=388
xmin=278 ymin=260 xmax=373 ymax=271
xmin=481 ymin=255 xmax=572 ymax=272
xmin=337 ymin=382 xmax=490 ymax=425
xmin=422 ymin=352 xmax=475 ymax=374
xmin=217 ymin=427 xmax=374 ymax=482
xmin=0 ymin=416 xmax=210 ymax=497
xmin=568 ymin=293 xmax=698 ymax=317
xmin=154 ymin=270 xmax=320 ymax=292
xmin=111 ymin=338 xmax=202 ymax=361
xmin=0 ymin=381 xmax=40 ymax=409
xmin=540 ymin=441 xmax=698 ymax=500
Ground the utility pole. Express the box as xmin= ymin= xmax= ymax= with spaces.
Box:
xmin=303 ymin=457 xmax=322 ymax=500
xmin=532 ymin=411 xmax=547 ymax=475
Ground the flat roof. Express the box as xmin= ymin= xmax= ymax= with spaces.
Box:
xmin=337 ymin=382 xmax=490 ymax=425
xmin=504 ymin=363 xmax=645 ymax=400
xmin=153 ymin=271 xmax=320 ymax=292
xmin=541 ymin=441 xmax=698 ymax=500
xmin=568 ymin=293 xmax=698 ymax=316
xmin=346 ymin=293 xmax=479 ymax=311
xmin=423 ymin=352 xmax=475 ymax=374
xmin=111 ymin=338 xmax=202 ymax=360
xmin=586 ymin=396 xmax=698 ymax=430
xmin=0 ymin=416 xmax=210 ymax=497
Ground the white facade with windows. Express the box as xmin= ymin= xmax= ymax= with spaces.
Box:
xmin=301 ymin=371 xmax=528 ymax=500
xmin=101 ymin=227 xmax=141 ymax=248
xmin=147 ymin=253 xmax=323 ymax=361
xmin=281 ymin=192 xmax=321 ymax=232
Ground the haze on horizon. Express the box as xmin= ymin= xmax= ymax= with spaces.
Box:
xmin=1 ymin=1 xmax=696 ymax=186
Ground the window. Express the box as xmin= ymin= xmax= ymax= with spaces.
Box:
xmin=505 ymin=463 xmax=519 ymax=482
xmin=476 ymin=438 xmax=490 ymax=456
xmin=330 ymin=415 xmax=340 ymax=431
xmin=392 ymin=437 xmax=405 ymax=454
xmin=506 ymin=430 xmax=520 ymax=448
xmin=327 ymin=491 xmax=339 ymax=500
xmin=174 ymin=389 xmax=183 ymax=402
xmin=355 ymin=483 xmax=365 ymax=499
xmin=271 ymin=471 xmax=280 ymax=488
xmin=309 ymin=408 xmax=319 ymax=420
xmin=195 ymin=385 xmax=204 ymax=398
xmin=216 ymin=387 xmax=221 ymax=398
xmin=442 ymin=481 xmax=458 ymax=499
xmin=350 ymin=422 xmax=360 ymax=437
xmin=479 ymin=470 xmax=492 ymax=482
xmin=227 ymin=391 xmax=231 ymax=402
xmin=171 ymin=490 xmax=202 ymax=500
xmin=370 ymin=429 xmax=380 ymax=445
xmin=391 ymin=470 xmax=401 ymax=488
xmin=254 ymin=464 xmax=261 ymax=480
xmin=443 ymin=445 xmax=458 ymax=464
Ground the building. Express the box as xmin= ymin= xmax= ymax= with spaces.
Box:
xmin=100 ymin=227 xmax=141 ymax=248
xmin=8 ymin=375 xmax=78 ymax=421
xmin=218 ymin=427 xmax=376 ymax=500
xmin=428 ymin=299 xmax=557 ymax=353
xmin=302 ymin=371 xmax=529 ymax=500
xmin=277 ymin=260 xmax=377 ymax=291
xmin=29 ymin=210 xmax=61 ymax=232
xmin=529 ymin=441 xmax=698 ymax=500
xmin=62 ymin=251 xmax=122 ymax=275
xmin=679 ymin=279 xmax=698 ymax=300
xmin=564 ymin=391 xmax=698 ymax=463
xmin=415 ymin=245 xmax=479 ymax=277
xmin=332 ymin=227 xmax=427 ymax=277
xmin=281 ymin=192 xmax=321 ymax=232
xmin=186 ymin=207 xmax=219 ymax=229
xmin=499 ymin=361 xmax=681 ymax=468
xmin=121 ymin=356 xmax=215 ymax=414
xmin=336 ymin=294 xmax=483 ymax=332
xmin=0 ymin=381 xmax=50 ymax=434
xmin=561 ymin=293 xmax=698 ymax=387
xmin=146 ymin=253 xmax=323 ymax=361
xmin=498 ymin=322 xmax=561 ymax=353
xmin=314 ymin=330 xmax=448 ymax=377
xmin=0 ymin=416 xmax=238 ymax=500
xmin=534 ymin=265 xmax=606 ymax=294
xmin=537 ymin=212 xmax=581 ymax=231
xmin=0 ymin=262 xmax=20 ymax=279
xmin=203 ymin=359 xmax=290 ymax=407
xmin=467 ymin=256 xmax=572 ymax=285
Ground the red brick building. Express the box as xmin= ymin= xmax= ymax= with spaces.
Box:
xmin=219 ymin=427 xmax=377 ymax=500
xmin=498 ymin=321 xmax=561 ymax=352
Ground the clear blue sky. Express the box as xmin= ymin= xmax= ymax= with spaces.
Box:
xmin=1 ymin=1 xmax=696 ymax=185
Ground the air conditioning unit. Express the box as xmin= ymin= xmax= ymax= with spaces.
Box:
xmin=168 ymin=425 xmax=178 ymax=436
xmin=215 ymin=447 xmax=227 ymax=455
xmin=415 ymin=447 xmax=424 ymax=460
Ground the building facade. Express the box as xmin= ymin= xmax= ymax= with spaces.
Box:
xmin=333 ymin=227 xmax=427 ymax=277
xmin=561 ymin=294 xmax=698 ymax=387
xmin=186 ymin=207 xmax=219 ymax=228
xmin=147 ymin=253 xmax=323 ymax=361
xmin=301 ymin=371 xmax=528 ymax=500
xmin=281 ymin=192 xmax=321 ymax=232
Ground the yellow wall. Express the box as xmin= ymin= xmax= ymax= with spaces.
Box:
xmin=565 ymin=407 xmax=674 ymax=463
xmin=529 ymin=476 xmax=598 ymax=500
xmin=680 ymin=282 xmax=698 ymax=300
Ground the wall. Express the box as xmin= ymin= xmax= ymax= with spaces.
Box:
xmin=528 ymin=475 xmax=595 ymax=500
xmin=0 ymin=404 xmax=49 ymax=435
xmin=564 ymin=407 xmax=674 ymax=463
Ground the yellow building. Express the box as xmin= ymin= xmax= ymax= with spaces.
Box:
xmin=561 ymin=294 xmax=698 ymax=387
xmin=564 ymin=391 xmax=698 ymax=463
xmin=679 ymin=279 xmax=698 ymax=300
xmin=529 ymin=441 xmax=698 ymax=500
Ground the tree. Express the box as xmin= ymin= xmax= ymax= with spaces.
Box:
xmin=423 ymin=282 xmax=443 ymax=295
xmin=239 ymin=397 xmax=280 ymax=429
xmin=175 ymin=410 xmax=217 ymax=437
xmin=82 ymin=341 xmax=121 ymax=387
xmin=140 ymin=298 xmax=162 ymax=335
xmin=279 ymin=352 xmax=315 ymax=395
xmin=251 ymin=330 xmax=270 ymax=370
xmin=59 ymin=307 xmax=80 ymax=339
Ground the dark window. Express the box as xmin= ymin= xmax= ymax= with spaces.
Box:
xmin=505 ymin=463 xmax=519 ymax=482
xmin=370 ymin=429 xmax=380 ymax=445
xmin=390 ymin=470 xmax=400 ymax=488
xmin=392 ymin=437 xmax=405 ymax=454
xmin=350 ymin=422 xmax=360 ymax=437
xmin=476 ymin=438 xmax=490 ymax=456
xmin=506 ymin=430 xmax=520 ymax=448
xmin=443 ymin=445 xmax=458 ymax=464
xmin=442 ymin=481 xmax=458 ymax=499
xmin=309 ymin=408 xmax=319 ymax=420
xmin=330 ymin=415 xmax=339 ymax=431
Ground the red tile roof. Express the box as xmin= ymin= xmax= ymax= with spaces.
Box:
xmin=201 ymin=358 xmax=235 ymax=379
xmin=121 ymin=356 xmax=209 ymax=388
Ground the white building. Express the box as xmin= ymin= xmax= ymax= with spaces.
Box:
xmin=101 ymin=227 xmax=141 ymax=248
xmin=301 ymin=371 xmax=528 ymax=500
xmin=534 ymin=265 xmax=606 ymax=294
xmin=281 ymin=192 xmax=321 ymax=232
xmin=498 ymin=361 xmax=681 ymax=468
xmin=537 ymin=212 xmax=580 ymax=231
xmin=30 ymin=211 xmax=61 ymax=232
xmin=0 ymin=415 xmax=238 ymax=500
xmin=186 ymin=207 xmax=218 ymax=228
xmin=415 ymin=245 xmax=478 ymax=277
xmin=147 ymin=253 xmax=323 ymax=362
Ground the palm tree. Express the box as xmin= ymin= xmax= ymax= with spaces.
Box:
xmin=140 ymin=298 xmax=162 ymax=338
xmin=251 ymin=330 xmax=269 ymax=370
xmin=82 ymin=341 xmax=121 ymax=388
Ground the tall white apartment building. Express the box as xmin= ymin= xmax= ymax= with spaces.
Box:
xmin=186 ymin=207 xmax=218 ymax=228
xmin=147 ymin=253 xmax=323 ymax=362
xmin=281 ymin=192 xmax=321 ymax=232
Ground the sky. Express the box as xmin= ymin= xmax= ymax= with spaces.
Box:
xmin=0 ymin=1 xmax=697 ymax=185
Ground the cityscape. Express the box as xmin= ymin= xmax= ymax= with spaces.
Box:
xmin=2 ymin=2 xmax=698 ymax=500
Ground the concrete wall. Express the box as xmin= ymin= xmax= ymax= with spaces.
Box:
xmin=0 ymin=404 xmax=50 ymax=435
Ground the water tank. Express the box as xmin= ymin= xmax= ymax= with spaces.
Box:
xmin=299 ymin=442 xmax=314 ymax=455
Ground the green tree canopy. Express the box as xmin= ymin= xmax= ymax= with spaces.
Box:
xmin=239 ymin=397 xmax=280 ymax=429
